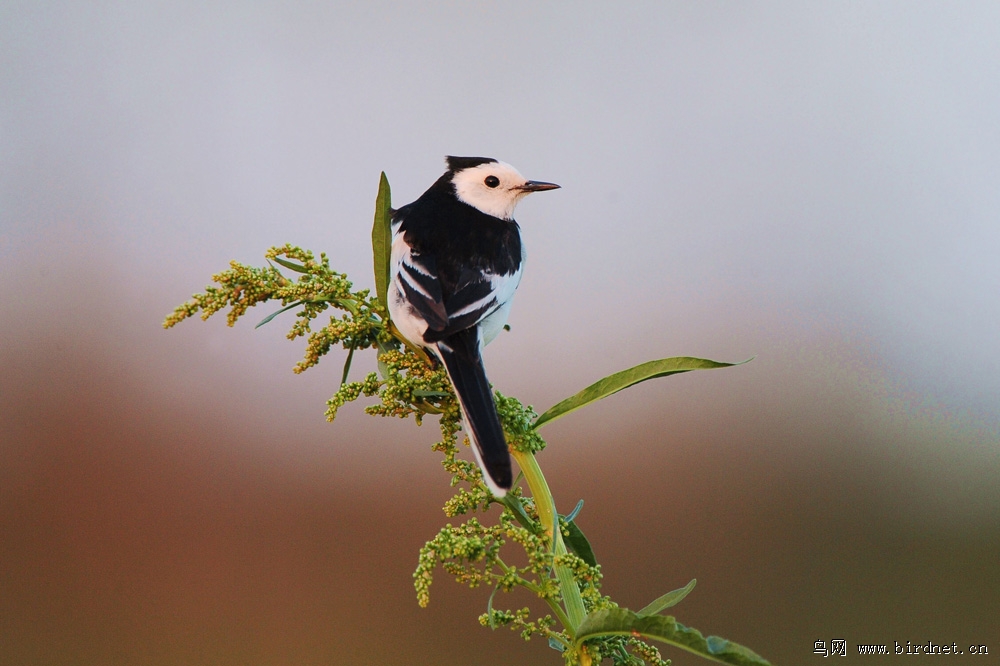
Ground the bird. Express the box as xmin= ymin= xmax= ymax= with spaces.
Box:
xmin=388 ymin=156 xmax=559 ymax=497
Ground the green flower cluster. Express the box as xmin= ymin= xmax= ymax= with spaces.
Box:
xmin=412 ymin=394 xmax=668 ymax=666
xmin=163 ymin=244 xmax=385 ymax=375
xmin=495 ymin=392 xmax=546 ymax=455
xmin=164 ymin=240 xmax=768 ymax=666
xmin=356 ymin=348 xmax=452 ymax=421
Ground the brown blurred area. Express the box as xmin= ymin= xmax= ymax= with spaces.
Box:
xmin=2 ymin=262 xmax=997 ymax=666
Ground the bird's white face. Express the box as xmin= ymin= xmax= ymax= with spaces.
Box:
xmin=451 ymin=161 xmax=541 ymax=220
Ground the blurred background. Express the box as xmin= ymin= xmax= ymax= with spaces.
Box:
xmin=2 ymin=2 xmax=998 ymax=664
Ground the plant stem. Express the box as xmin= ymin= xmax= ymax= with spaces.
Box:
xmin=510 ymin=449 xmax=587 ymax=634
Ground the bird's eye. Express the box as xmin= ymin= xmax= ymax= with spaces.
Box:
xmin=484 ymin=175 xmax=500 ymax=188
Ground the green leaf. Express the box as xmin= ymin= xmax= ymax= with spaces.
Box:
xmin=574 ymin=609 xmax=771 ymax=666
xmin=270 ymin=256 xmax=310 ymax=274
xmin=562 ymin=519 xmax=597 ymax=567
xmin=548 ymin=636 xmax=566 ymax=652
xmin=254 ymin=300 xmax=303 ymax=329
xmin=340 ymin=345 xmax=355 ymax=386
xmin=499 ymin=493 xmax=539 ymax=533
xmin=565 ymin=499 xmax=584 ymax=522
xmin=411 ymin=389 xmax=450 ymax=398
xmin=486 ymin=584 xmax=500 ymax=629
xmin=637 ymin=579 xmax=697 ymax=615
xmin=371 ymin=172 xmax=392 ymax=311
xmin=533 ymin=356 xmax=750 ymax=429
xmin=375 ymin=337 xmax=395 ymax=380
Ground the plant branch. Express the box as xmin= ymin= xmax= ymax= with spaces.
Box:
xmin=511 ymin=449 xmax=587 ymax=634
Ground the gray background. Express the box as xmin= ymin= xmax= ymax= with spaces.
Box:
xmin=3 ymin=2 xmax=998 ymax=664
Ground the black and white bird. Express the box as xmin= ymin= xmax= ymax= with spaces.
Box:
xmin=388 ymin=156 xmax=559 ymax=497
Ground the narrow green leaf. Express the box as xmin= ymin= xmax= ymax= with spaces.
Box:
xmin=499 ymin=493 xmax=539 ymax=533
xmin=340 ymin=345 xmax=355 ymax=386
xmin=562 ymin=519 xmax=597 ymax=567
xmin=371 ymin=172 xmax=392 ymax=311
xmin=486 ymin=584 xmax=500 ymax=629
xmin=375 ymin=338 xmax=394 ymax=380
xmin=533 ymin=357 xmax=750 ymax=429
xmin=548 ymin=636 xmax=566 ymax=652
xmin=565 ymin=499 xmax=584 ymax=522
xmin=637 ymin=579 xmax=697 ymax=615
xmin=411 ymin=389 xmax=450 ymax=398
xmin=330 ymin=297 xmax=360 ymax=316
xmin=270 ymin=256 xmax=310 ymax=274
xmin=254 ymin=300 xmax=303 ymax=329
xmin=574 ymin=609 xmax=771 ymax=666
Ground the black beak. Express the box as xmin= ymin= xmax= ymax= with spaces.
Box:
xmin=518 ymin=180 xmax=560 ymax=192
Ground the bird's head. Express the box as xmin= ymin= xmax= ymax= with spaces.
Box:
xmin=446 ymin=156 xmax=559 ymax=220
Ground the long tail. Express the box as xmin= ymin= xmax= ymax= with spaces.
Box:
xmin=435 ymin=327 xmax=513 ymax=497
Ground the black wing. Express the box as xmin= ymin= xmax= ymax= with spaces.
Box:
xmin=396 ymin=246 xmax=509 ymax=344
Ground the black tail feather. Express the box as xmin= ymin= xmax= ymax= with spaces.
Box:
xmin=435 ymin=328 xmax=513 ymax=495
